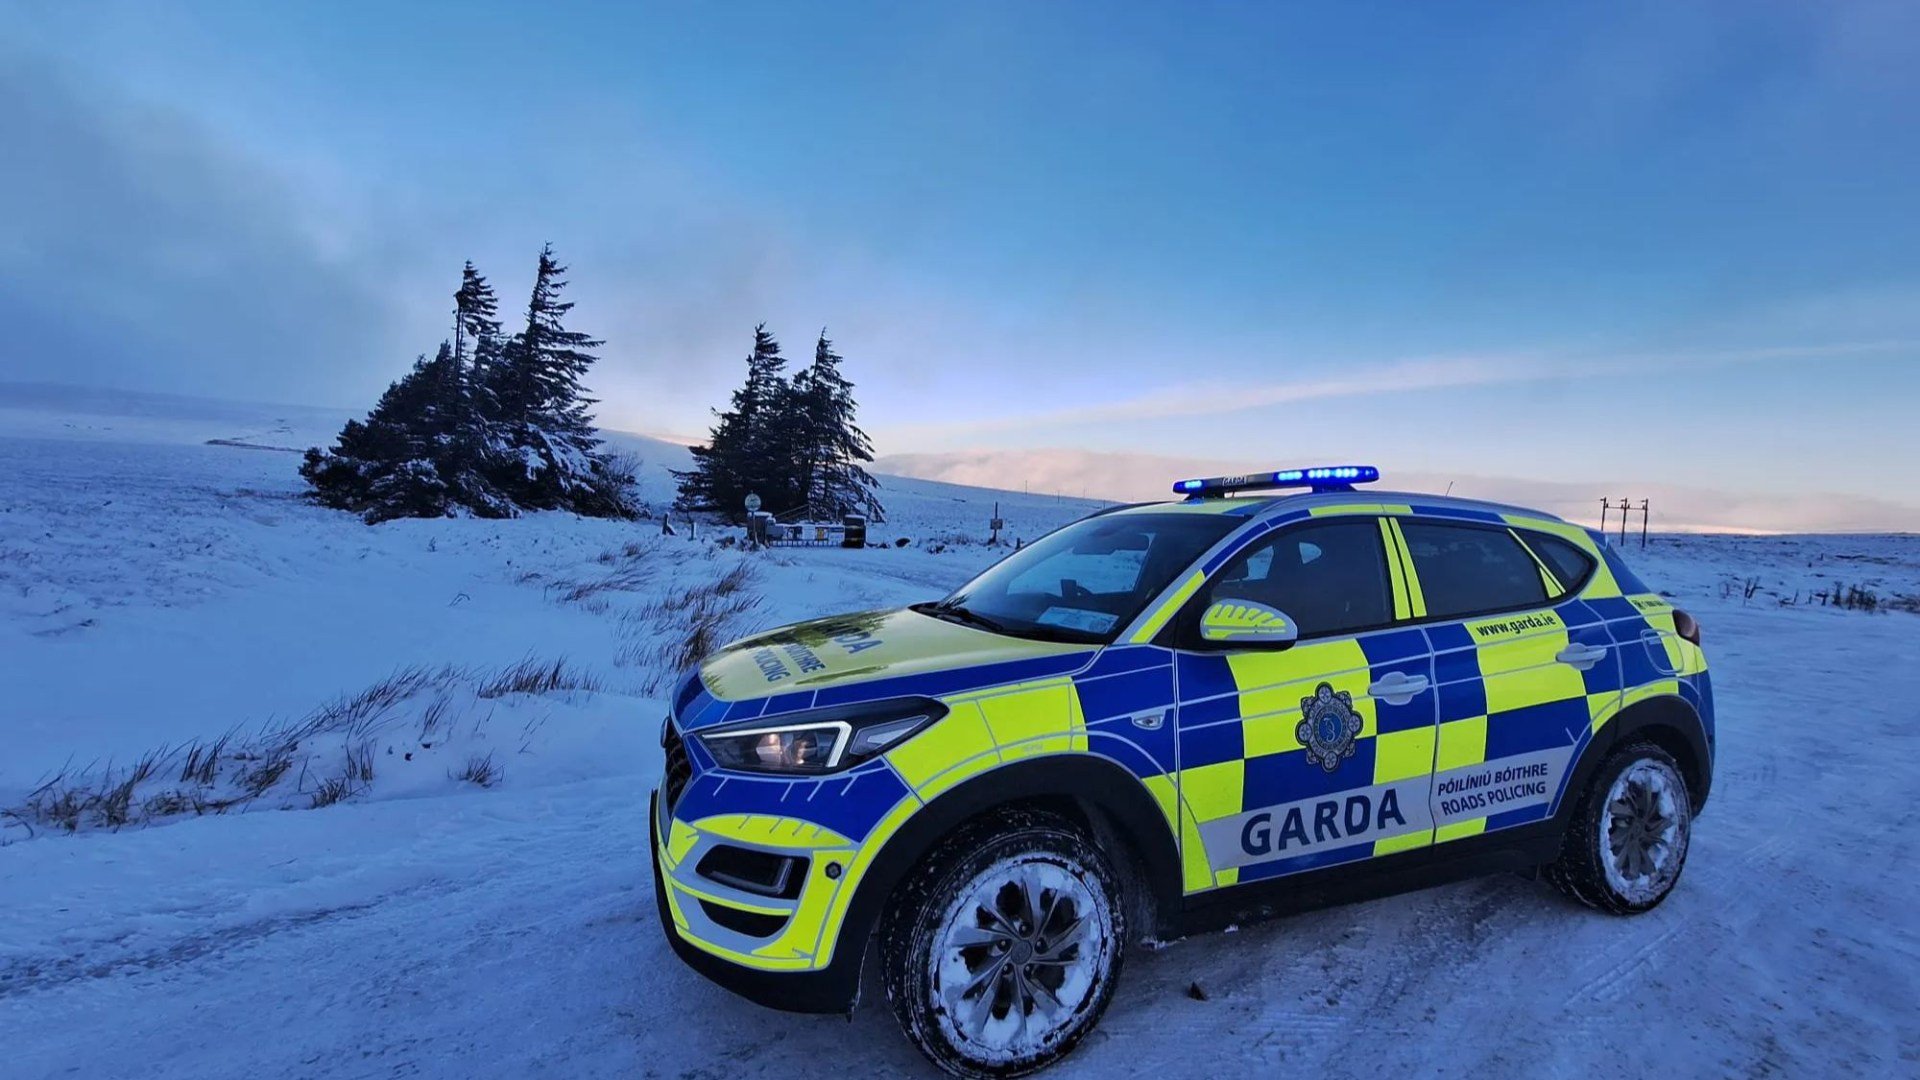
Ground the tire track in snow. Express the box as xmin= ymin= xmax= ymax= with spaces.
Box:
xmin=0 ymin=880 xmax=452 ymax=1000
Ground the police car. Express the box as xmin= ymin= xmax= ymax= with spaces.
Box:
xmin=651 ymin=466 xmax=1713 ymax=1077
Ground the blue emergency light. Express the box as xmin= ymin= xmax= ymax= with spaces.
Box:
xmin=1173 ymin=465 xmax=1380 ymax=498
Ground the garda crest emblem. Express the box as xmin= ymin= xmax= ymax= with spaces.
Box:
xmin=1296 ymin=683 xmax=1362 ymax=772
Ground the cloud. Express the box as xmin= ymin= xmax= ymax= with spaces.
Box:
xmin=875 ymin=446 xmax=1920 ymax=534
xmin=0 ymin=49 xmax=405 ymax=404
xmin=897 ymin=340 xmax=1919 ymax=442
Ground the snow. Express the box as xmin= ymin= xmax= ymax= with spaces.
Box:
xmin=3 ymin=384 xmax=1918 ymax=1078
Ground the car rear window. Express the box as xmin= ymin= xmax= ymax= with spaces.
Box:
xmin=1521 ymin=532 xmax=1597 ymax=597
xmin=1400 ymin=520 xmax=1548 ymax=619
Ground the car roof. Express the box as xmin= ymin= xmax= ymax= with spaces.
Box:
xmin=1096 ymin=489 xmax=1573 ymax=526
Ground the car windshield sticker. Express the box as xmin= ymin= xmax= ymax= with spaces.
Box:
xmin=1035 ymin=607 xmax=1118 ymax=634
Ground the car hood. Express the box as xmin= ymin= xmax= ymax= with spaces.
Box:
xmin=696 ymin=607 xmax=1095 ymax=703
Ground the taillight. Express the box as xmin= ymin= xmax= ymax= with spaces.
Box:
xmin=1672 ymin=608 xmax=1701 ymax=646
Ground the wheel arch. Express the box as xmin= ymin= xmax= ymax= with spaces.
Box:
xmin=1563 ymin=694 xmax=1714 ymax=821
xmin=841 ymin=755 xmax=1184 ymax=958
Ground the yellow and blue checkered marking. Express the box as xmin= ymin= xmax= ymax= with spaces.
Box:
xmin=658 ymin=494 xmax=1714 ymax=980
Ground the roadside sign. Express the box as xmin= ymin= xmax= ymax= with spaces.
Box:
xmin=744 ymin=493 xmax=762 ymax=513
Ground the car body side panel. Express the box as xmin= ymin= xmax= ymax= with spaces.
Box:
xmin=653 ymin=492 xmax=1717 ymax=1009
xmin=658 ymin=654 xmax=1191 ymax=975
xmin=1422 ymin=601 xmax=1624 ymax=842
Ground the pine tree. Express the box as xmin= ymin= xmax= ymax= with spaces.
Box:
xmin=488 ymin=245 xmax=602 ymax=432
xmin=793 ymin=329 xmax=882 ymax=520
xmin=451 ymin=261 xmax=502 ymax=419
xmin=676 ymin=324 xmax=798 ymax=518
xmin=482 ymin=244 xmax=629 ymax=514
xmin=301 ymin=345 xmax=457 ymax=521
xmin=301 ymin=252 xmax=635 ymax=523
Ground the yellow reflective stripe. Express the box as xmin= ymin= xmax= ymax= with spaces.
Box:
xmin=1498 ymin=513 xmax=1564 ymax=532
xmin=1130 ymin=568 xmax=1205 ymax=643
xmin=1379 ymin=518 xmax=1412 ymax=620
xmin=1374 ymin=726 xmax=1436 ymax=785
xmin=1435 ymin=818 xmax=1486 ymax=843
xmin=1508 ymin=528 xmax=1565 ymax=596
xmin=1386 ymin=518 xmax=1426 ymax=618
xmin=1309 ymin=502 xmax=1414 ymax=517
xmin=669 ymin=877 xmax=794 ymax=917
xmin=1435 ymin=715 xmax=1487 ymax=773
xmin=1374 ymin=830 xmax=1433 ymax=856
xmin=810 ymin=791 xmax=922 ymax=962
xmin=1168 ymin=758 xmax=1247 ymax=891
xmin=1588 ymin=689 xmax=1623 ymax=734
xmin=1144 ymin=773 xmax=1218 ymax=894
xmin=887 ymin=700 xmax=1002 ymax=799
xmin=673 ymin=923 xmax=820 ymax=970
xmin=686 ymin=814 xmax=853 ymax=851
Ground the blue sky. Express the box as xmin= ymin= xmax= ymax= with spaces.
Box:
xmin=3 ymin=1 xmax=1917 ymax=522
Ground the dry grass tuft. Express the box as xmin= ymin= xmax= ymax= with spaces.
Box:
xmin=475 ymin=656 xmax=600 ymax=699
xmin=452 ymin=752 xmax=502 ymax=788
xmin=7 ymin=656 xmax=593 ymax=841
xmin=621 ymin=562 xmax=764 ymax=692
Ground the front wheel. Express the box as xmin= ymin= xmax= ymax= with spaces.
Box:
xmin=880 ymin=808 xmax=1125 ymax=1078
xmin=1548 ymin=741 xmax=1694 ymax=914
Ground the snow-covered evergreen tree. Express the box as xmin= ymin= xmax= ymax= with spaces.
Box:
xmin=451 ymin=261 xmax=502 ymax=420
xmin=481 ymin=244 xmax=628 ymax=514
xmin=793 ymin=329 xmax=882 ymax=521
xmin=301 ymin=252 xmax=635 ymax=523
xmin=301 ymin=345 xmax=458 ymax=521
xmin=676 ymin=323 xmax=798 ymax=517
xmin=675 ymin=325 xmax=882 ymax=522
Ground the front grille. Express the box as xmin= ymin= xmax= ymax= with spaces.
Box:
xmin=699 ymin=900 xmax=788 ymax=939
xmin=662 ymin=720 xmax=692 ymax=814
xmin=697 ymin=845 xmax=808 ymax=899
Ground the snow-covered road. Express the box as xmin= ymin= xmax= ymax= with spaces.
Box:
xmin=3 ymin=391 xmax=1918 ymax=1078
xmin=6 ymin=582 xmax=1916 ymax=1079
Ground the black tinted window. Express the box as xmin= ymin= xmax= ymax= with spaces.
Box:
xmin=943 ymin=512 xmax=1240 ymax=643
xmin=1400 ymin=520 xmax=1548 ymax=618
xmin=1523 ymin=532 xmax=1597 ymax=597
xmin=1203 ymin=519 xmax=1394 ymax=638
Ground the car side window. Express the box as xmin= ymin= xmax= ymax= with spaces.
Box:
xmin=1199 ymin=519 xmax=1395 ymax=639
xmin=1399 ymin=520 xmax=1548 ymax=619
xmin=1521 ymin=531 xmax=1598 ymax=597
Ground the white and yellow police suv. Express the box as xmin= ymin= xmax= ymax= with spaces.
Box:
xmin=651 ymin=466 xmax=1714 ymax=1077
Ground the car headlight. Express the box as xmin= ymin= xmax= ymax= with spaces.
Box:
xmin=697 ymin=697 xmax=948 ymax=775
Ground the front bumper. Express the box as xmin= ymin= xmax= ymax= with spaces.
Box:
xmin=649 ymin=790 xmax=865 ymax=1015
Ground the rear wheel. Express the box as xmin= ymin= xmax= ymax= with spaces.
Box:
xmin=1548 ymin=741 xmax=1693 ymax=914
xmin=880 ymin=808 xmax=1125 ymax=1078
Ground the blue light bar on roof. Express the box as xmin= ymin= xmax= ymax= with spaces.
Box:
xmin=1173 ymin=465 xmax=1379 ymax=497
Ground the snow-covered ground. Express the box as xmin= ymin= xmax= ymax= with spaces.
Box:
xmin=2 ymin=386 xmax=1917 ymax=1078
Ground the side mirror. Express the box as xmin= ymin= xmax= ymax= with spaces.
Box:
xmin=1198 ymin=600 xmax=1299 ymax=647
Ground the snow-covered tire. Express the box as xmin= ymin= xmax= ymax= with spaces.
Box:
xmin=1547 ymin=741 xmax=1693 ymax=915
xmin=880 ymin=808 xmax=1125 ymax=1078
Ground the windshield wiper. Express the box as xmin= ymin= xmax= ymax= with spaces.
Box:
xmin=912 ymin=600 xmax=1009 ymax=635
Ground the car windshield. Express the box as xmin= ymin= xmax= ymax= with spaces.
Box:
xmin=919 ymin=511 xmax=1242 ymax=644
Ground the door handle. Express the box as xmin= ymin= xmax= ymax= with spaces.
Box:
xmin=1368 ymin=672 xmax=1429 ymax=705
xmin=1556 ymin=642 xmax=1608 ymax=671
xmin=1128 ymin=709 xmax=1166 ymax=731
